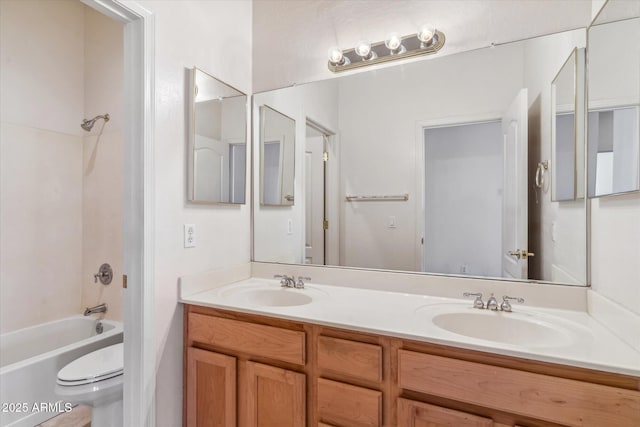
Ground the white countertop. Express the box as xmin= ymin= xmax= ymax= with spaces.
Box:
xmin=180 ymin=277 xmax=640 ymax=377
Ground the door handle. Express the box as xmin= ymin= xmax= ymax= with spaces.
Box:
xmin=508 ymin=249 xmax=535 ymax=259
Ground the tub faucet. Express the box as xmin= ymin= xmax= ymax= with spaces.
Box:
xmin=84 ymin=303 xmax=107 ymax=316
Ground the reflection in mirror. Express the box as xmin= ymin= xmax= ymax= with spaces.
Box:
xmin=188 ymin=68 xmax=247 ymax=204
xmin=253 ymin=28 xmax=587 ymax=286
xmin=260 ymin=106 xmax=296 ymax=206
xmin=551 ymin=48 xmax=585 ymax=201
xmin=587 ymin=1 xmax=640 ymax=198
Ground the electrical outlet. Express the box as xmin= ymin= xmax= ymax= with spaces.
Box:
xmin=184 ymin=224 xmax=196 ymax=248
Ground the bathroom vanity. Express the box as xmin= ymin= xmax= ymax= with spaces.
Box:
xmin=181 ymin=273 xmax=640 ymax=427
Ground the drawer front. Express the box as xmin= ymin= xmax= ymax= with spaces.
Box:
xmin=318 ymin=336 xmax=382 ymax=383
xmin=317 ymin=378 xmax=382 ymax=427
xmin=398 ymin=398 xmax=494 ymax=427
xmin=398 ymin=350 xmax=640 ymax=427
xmin=188 ymin=313 xmax=305 ymax=365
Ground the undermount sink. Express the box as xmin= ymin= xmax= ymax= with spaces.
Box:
xmin=415 ymin=303 xmax=582 ymax=348
xmin=218 ymin=281 xmax=326 ymax=307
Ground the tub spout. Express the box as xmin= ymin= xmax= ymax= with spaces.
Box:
xmin=84 ymin=303 xmax=107 ymax=316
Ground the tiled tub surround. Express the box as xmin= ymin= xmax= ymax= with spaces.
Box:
xmin=180 ymin=263 xmax=640 ymax=377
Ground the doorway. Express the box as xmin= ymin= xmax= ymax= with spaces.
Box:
xmin=422 ymin=121 xmax=503 ymax=277
xmin=304 ymin=119 xmax=335 ymax=265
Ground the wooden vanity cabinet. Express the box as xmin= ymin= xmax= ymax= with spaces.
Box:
xmin=184 ymin=304 xmax=640 ymax=427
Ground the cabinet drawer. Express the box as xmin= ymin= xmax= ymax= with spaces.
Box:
xmin=317 ymin=378 xmax=382 ymax=427
xmin=318 ymin=336 xmax=382 ymax=383
xmin=398 ymin=350 xmax=640 ymax=427
xmin=398 ymin=398 xmax=495 ymax=427
xmin=188 ymin=313 xmax=305 ymax=365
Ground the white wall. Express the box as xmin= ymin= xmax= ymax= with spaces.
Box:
xmin=522 ymin=29 xmax=587 ymax=285
xmin=81 ymin=6 xmax=124 ymax=323
xmin=253 ymin=79 xmax=339 ymax=264
xmin=0 ymin=0 xmax=85 ymax=333
xmin=133 ymin=2 xmax=252 ymax=426
xmin=337 ymin=44 xmax=524 ymax=271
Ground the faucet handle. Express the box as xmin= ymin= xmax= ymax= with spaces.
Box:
xmin=296 ymin=276 xmax=311 ymax=288
xmin=463 ymin=292 xmax=484 ymax=309
xmin=274 ymin=274 xmax=292 ymax=287
xmin=501 ymin=295 xmax=525 ymax=312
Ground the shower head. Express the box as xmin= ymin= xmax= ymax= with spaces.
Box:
xmin=81 ymin=114 xmax=110 ymax=132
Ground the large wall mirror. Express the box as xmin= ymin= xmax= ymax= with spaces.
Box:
xmin=587 ymin=0 xmax=640 ymax=198
xmin=551 ymin=48 xmax=585 ymax=202
xmin=253 ymin=28 xmax=588 ymax=286
xmin=188 ymin=67 xmax=247 ymax=204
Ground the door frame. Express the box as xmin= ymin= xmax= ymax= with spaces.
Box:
xmin=305 ymin=118 xmax=338 ymax=265
xmin=81 ymin=1 xmax=156 ymax=426
xmin=414 ymin=112 xmax=502 ymax=272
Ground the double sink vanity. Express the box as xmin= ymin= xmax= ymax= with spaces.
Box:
xmin=180 ymin=264 xmax=640 ymax=427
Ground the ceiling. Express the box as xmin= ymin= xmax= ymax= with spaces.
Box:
xmin=252 ymin=0 xmax=594 ymax=92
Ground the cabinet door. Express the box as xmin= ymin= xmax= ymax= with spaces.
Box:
xmin=398 ymin=398 xmax=495 ymax=427
xmin=187 ymin=347 xmax=236 ymax=427
xmin=245 ymin=361 xmax=306 ymax=427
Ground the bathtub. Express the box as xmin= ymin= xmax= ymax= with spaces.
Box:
xmin=0 ymin=316 xmax=123 ymax=427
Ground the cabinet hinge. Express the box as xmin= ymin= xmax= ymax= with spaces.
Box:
xmin=323 ymin=219 xmax=329 ymax=230
xmin=122 ymin=274 xmax=128 ymax=289
xmin=323 ymin=151 xmax=329 ymax=162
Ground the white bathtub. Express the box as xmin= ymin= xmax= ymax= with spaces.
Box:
xmin=0 ymin=316 xmax=123 ymax=427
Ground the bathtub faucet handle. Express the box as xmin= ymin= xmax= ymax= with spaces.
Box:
xmin=94 ymin=263 xmax=113 ymax=285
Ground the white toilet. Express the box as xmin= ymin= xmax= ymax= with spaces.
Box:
xmin=55 ymin=343 xmax=124 ymax=427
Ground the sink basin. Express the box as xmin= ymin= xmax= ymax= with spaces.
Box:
xmin=431 ymin=311 xmax=571 ymax=347
xmin=415 ymin=303 xmax=583 ymax=348
xmin=236 ymin=289 xmax=313 ymax=307
xmin=217 ymin=281 xmax=326 ymax=308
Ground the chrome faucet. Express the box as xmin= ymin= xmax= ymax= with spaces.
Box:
xmin=274 ymin=274 xmax=296 ymax=288
xmin=463 ymin=292 xmax=485 ymax=309
xmin=84 ymin=303 xmax=107 ymax=316
xmin=486 ymin=294 xmax=499 ymax=311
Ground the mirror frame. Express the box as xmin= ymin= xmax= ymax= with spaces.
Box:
xmin=187 ymin=67 xmax=248 ymax=205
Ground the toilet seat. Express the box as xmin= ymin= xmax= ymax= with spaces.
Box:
xmin=57 ymin=343 xmax=123 ymax=386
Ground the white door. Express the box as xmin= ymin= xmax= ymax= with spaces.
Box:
xmin=304 ymin=135 xmax=325 ymax=264
xmin=194 ymin=135 xmax=229 ymax=201
xmin=502 ymin=88 xmax=529 ymax=279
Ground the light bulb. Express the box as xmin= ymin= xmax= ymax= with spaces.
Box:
xmin=328 ymin=46 xmax=345 ymax=65
xmin=417 ymin=23 xmax=436 ymax=45
xmin=384 ymin=32 xmax=406 ymax=54
xmin=384 ymin=32 xmax=402 ymax=51
xmin=354 ymin=40 xmax=372 ymax=59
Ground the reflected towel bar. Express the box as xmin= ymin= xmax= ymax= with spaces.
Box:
xmin=345 ymin=193 xmax=409 ymax=202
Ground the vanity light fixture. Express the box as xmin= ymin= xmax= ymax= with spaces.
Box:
xmin=328 ymin=24 xmax=445 ymax=72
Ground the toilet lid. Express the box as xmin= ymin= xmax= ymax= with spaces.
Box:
xmin=57 ymin=343 xmax=123 ymax=385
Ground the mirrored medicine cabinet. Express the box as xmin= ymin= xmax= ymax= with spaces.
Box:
xmin=188 ymin=67 xmax=247 ymax=204
xmin=551 ymin=48 xmax=586 ymax=202
xmin=587 ymin=0 xmax=640 ymax=198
